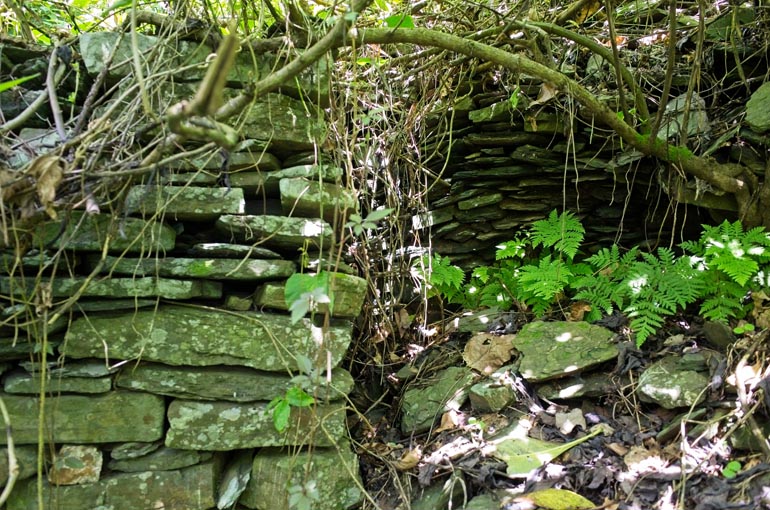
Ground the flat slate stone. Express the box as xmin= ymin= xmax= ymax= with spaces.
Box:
xmin=31 ymin=212 xmax=175 ymax=253
xmin=0 ymin=391 xmax=165 ymax=444
xmin=253 ymin=272 xmax=368 ymax=318
xmin=7 ymin=458 xmax=220 ymax=510
xmin=3 ymin=370 xmax=113 ymax=394
xmin=108 ymin=447 xmax=208 ymax=472
xmin=216 ymin=214 xmax=333 ymax=252
xmin=94 ymin=255 xmax=296 ymax=281
xmin=115 ymin=362 xmax=354 ymax=402
xmin=240 ymin=93 xmax=326 ymax=152
xmin=230 ymin=164 xmax=343 ymax=195
xmin=166 ymin=147 xmax=280 ymax=173
xmin=63 ymin=305 xmax=353 ymax=372
xmin=0 ymin=276 xmax=222 ymax=300
xmin=125 ymin=185 xmax=245 ymax=221
xmin=279 ymin=177 xmax=358 ymax=223
xmin=186 ymin=242 xmax=281 ymax=259
xmin=512 ymin=321 xmax=618 ymax=382
xmin=746 ymin=82 xmax=770 ymax=133
xmin=0 ymin=445 xmax=37 ymax=482
xmin=239 ymin=445 xmax=362 ymax=510
xmin=165 ymin=400 xmax=347 ymax=449
xmin=401 ymin=366 xmax=476 ymax=434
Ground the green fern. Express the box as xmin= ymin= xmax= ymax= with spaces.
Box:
xmin=518 ymin=256 xmax=572 ymax=303
xmin=623 ymin=248 xmax=704 ymax=345
xmin=413 ymin=253 xmax=465 ymax=303
xmin=573 ymin=245 xmax=638 ymax=322
xmin=495 ymin=238 xmax=527 ymax=260
xmin=529 ymin=210 xmax=585 ymax=259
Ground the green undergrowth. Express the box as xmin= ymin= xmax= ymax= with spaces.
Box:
xmin=412 ymin=210 xmax=770 ymax=346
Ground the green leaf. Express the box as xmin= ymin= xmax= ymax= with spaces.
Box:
xmin=491 ymin=420 xmax=602 ymax=477
xmin=101 ymin=0 xmax=134 ymax=16
xmin=384 ymin=14 xmax=415 ymax=28
xmin=364 ymin=208 xmax=394 ymax=222
xmin=269 ymin=398 xmax=290 ymax=432
xmin=0 ymin=74 xmax=40 ymax=93
xmin=285 ymin=386 xmax=314 ymax=407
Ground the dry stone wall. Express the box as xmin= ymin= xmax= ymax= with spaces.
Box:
xmin=0 ymin=32 xmax=363 ymax=510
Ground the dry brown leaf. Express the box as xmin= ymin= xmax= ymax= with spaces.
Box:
xmin=529 ymin=82 xmax=558 ymax=108
xmin=29 ymin=155 xmax=64 ymax=219
xmin=568 ymin=301 xmax=592 ymax=321
xmin=434 ymin=409 xmax=464 ymax=433
xmin=394 ymin=447 xmax=421 ymax=471
xmin=463 ymin=332 xmax=514 ymax=374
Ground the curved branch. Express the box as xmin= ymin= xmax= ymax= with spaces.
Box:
xmin=350 ymin=27 xmax=746 ymax=195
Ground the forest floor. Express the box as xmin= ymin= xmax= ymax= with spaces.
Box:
xmin=350 ymin=311 xmax=770 ymax=510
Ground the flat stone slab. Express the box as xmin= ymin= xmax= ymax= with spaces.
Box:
xmin=513 ymin=321 xmax=618 ymax=382
xmin=125 ymin=185 xmax=245 ymax=221
xmin=0 ymin=391 xmax=165 ymax=444
xmin=637 ymin=353 xmax=711 ymax=409
xmin=0 ymin=276 xmax=222 ymax=300
xmin=4 ymin=370 xmax=112 ymax=394
xmin=7 ymin=458 xmax=220 ymax=510
xmin=230 ymin=164 xmax=343 ymax=195
xmin=92 ymin=255 xmax=296 ymax=281
xmin=165 ymin=400 xmax=347 ymax=449
xmin=241 ymin=93 xmax=326 ymax=152
xmin=108 ymin=447 xmax=209 ymax=472
xmin=254 ymin=272 xmax=368 ymax=318
xmin=31 ymin=211 xmax=175 ymax=252
xmin=401 ymin=366 xmax=476 ymax=434
xmin=217 ymin=214 xmax=333 ymax=252
xmin=239 ymin=445 xmax=362 ymax=510
xmin=279 ymin=177 xmax=358 ymax=223
xmin=116 ymin=362 xmax=353 ymax=402
xmin=63 ymin=305 xmax=353 ymax=372
xmin=186 ymin=242 xmax=281 ymax=259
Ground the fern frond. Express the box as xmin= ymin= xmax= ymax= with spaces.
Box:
xmin=530 ymin=210 xmax=585 ymax=259
xmin=495 ymin=238 xmax=527 ymax=260
xmin=518 ymin=256 xmax=572 ymax=301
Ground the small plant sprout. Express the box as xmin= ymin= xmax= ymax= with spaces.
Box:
xmin=733 ymin=322 xmax=755 ymax=335
xmin=345 ymin=208 xmax=394 ymax=236
xmin=721 ymin=460 xmax=742 ymax=479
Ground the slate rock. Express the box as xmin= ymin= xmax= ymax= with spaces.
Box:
xmin=637 ymin=354 xmax=711 ymax=409
xmin=3 ymin=370 xmax=112 ymax=394
xmin=512 ymin=321 xmax=618 ymax=382
xmin=230 ymin=164 xmax=343 ymax=196
xmin=746 ymin=82 xmax=770 ymax=133
xmin=0 ymin=391 xmax=165 ymax=444
xmin=240 ymin=93 xmax=326 ymax=152
xmin=64 ymin=305 xmax=353 ymax=372
xmin=108 ymin=447 xmax=208 ymax=472
xmin=239 ymin=445 xmax=362 ymax=510
xmin=254 ymin=272 xmax=368 ymax=318
xmin=0 ymin=445 xmax=37 ymax=482
xmin=31 ymin=212 xmax=175 ymax=253
xmin=536 ymin=372 xmax=627 ymax=400
xmin=217 ymin=214 xmax=333 ymax=252
xmin=7 ymin=458 xmax=221 ymax=510
xmin=125 ymin=185 xmax=245 ymax=221
xmin=186 ymin=242 xmax=281 ymax=259
xmin=115 ymin=362 xmax=354 ymax=402
xmin=279 ymin=177 xmax=358 ymax=223
xmin=401 ymin=366 xmax=476 ymax=434
xmin=49 ymin=445 xmax=103 ymax=485
xmin=469 ymin=365 xmax=518 ymax=413
xmin=165 ymin=400 xmax=347 ymax=449
xmin=94 ymin=254 xmax=296 ymax=281
xmin=166 ymin=145 xmax=280 ymax=173
xmin=0 ymin=276 xmax=222 ymax=300
xmin=110 ymin=442 xmax=161 ymax=460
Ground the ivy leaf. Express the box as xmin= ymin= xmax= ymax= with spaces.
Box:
xmin=364 ymin=208 xmax=394 ymax=222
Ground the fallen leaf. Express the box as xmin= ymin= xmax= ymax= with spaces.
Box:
xmin=554 ymin=408 xmax=586 ymax=435
xmin=529 ymin=82 xmax=558 ymax=108
xmin=29 ymin=155 xmax=64 ymax=219
xmin=513 ymin=488 xmax=594 ymax=510
xmin=463 ymin=333 xmax=514 ymax=374
xmin=434 ymin=409 xmax=464 ymax=433
xmin=394 ymin=447 xmax=421 ymax=471
xmin=568 ymin=301 xmax=592 ymax=321
xmin=487 ymin=419 xmax=602 ymax=477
